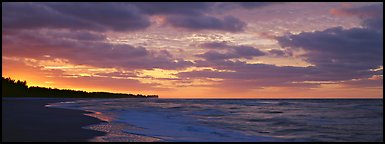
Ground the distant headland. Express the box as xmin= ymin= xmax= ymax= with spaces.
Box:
xmin=2 ymin=77 xmax=158 ymax=98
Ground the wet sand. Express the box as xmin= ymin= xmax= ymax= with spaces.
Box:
xmin=2 ymin=98 xmax=106 ymax=142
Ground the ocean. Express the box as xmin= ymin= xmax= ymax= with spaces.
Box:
xmin=46 ymin=98 xmax=383 ymax=142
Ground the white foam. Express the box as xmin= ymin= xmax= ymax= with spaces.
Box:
xmin=115 ymin=109 xmax=280 ymax=142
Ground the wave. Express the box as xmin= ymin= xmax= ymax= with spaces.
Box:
xmin=47 ymin=98 xmax=383 ymax=142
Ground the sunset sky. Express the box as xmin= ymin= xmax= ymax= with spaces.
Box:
xmin=2 ymin=2 xmax=383 ymax=98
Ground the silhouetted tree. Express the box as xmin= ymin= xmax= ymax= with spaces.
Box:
xmin=2 ymin=77 xmax=28 ymax=97
xmin=2 ymin=77 xmax=158 ymax=98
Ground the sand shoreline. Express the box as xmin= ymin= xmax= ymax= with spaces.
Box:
xmin=2 ymin=98 xmax=107 ymax=142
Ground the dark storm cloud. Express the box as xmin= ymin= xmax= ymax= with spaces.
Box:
xmin=277 ymin=26 xmax=383 ymax=75
xmin=131 ymin=2 xmax=279 ymax=15
xmin=2 ymin=2 xmax=260 ymax=33
xmin=236 ymin=2 xmax=280 ymax=9
xmin=234 ymin=45 xmax=265 ymax=58
xmin=166 ymin=15 xmax=247 ymax=32
xmin=2 ymin=2 xmax=151 ymax=32
xmin=196 ymin=42 xmax=265 ymax=60
xmin=212 ymin=2 xmax=281 ymax=12
xmin=363 ymin=18 xmax=383 ymax=30
xmin=357 ymin=4 xmax=383 ymax=29
xmin=2 ymin=2 xmax=282 ymax=33
xmin=131 ymin=2 xmax=280 ymax=32
xmin=45 ymin=3 xmax=151 ymax=31
xmin=131 ymin=2 xmax=213 ymax=16
xmin=2 ymin=3 xmax=94 ymax=31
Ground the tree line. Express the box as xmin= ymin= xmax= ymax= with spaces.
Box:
xmin=2 ymin=77 xmax=158 ymax=98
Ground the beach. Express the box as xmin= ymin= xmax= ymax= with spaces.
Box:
xmin=2 ymin=98 xmax=106 ymax=142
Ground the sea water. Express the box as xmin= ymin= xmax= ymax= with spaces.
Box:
xmin=46 ymin=98 xmax=383 ymax=142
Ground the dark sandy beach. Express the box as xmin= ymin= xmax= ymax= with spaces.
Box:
xmin=2 ymin=98 xmax=106 ymax=142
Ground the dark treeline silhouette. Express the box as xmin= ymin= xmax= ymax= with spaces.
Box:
xmin=2 ymin=77 xmax=158 ymax=98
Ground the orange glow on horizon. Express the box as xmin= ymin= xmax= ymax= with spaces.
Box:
xmin=2 ymin=57 xmax=383 ymax=99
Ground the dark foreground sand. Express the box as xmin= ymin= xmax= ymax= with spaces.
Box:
xmin=2 ymin=98 xmax=106 ymax=142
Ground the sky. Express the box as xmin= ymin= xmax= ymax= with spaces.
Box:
xmin=2 ymin=2 xmax=383 ymax=98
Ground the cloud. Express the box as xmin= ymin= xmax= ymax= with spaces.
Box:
xmin=2 ymin=2 xmax=151 ymax=32
xmin=183 ymin=62 xmax=281 ymax=79
xmin=131 ymin=2 xmax=214 ymax=16
xmin=330 ymin=4 xmax=383 ymax=30
xmin=2 ymin=57 xmax=164 ymax=91
xmin=2 ymin=3 xmax=90 ymax=30
xmin=3 ymin=2 xmax=382 ymax=92
xmin=212 ymin=2 xmax=281 ymax=12
xmin=43 ymin=30 xmax=107 ymax=41
xmin=181 ymin=24 xmax=383 ymax=89
xmin=330 ymin=4 xmax=383 ymax=19
xmin=196 ymin=51 xmax=238 ymax=61
xmin=268 ymin=49 xmax=292 ymax=57
xmin=234 ymin=45 xmax=266 ymax=58
xmin=340 ymin=78 xmax=383 ymax=88
xmin=132 ymin=2 xmax=279 ymax=15
xmin=93 ymin=72 xmax=138 ymax=78
xmin=2 ymin=2 xmax=254 ymax=33
xmin=131 ymin=2 xmax=280 ymax=32
xmin=3 ymin=29 xmax=193 ymax=70
xmin=166 ymin=15 xmax=247 ymax=32
xmin=47 ymin=3 xmax=152 ymax=31
xmin=274 ymin=5 xmax=383 ymax=88
xmin=277 ymin=26 xmax=382 ymax=78
xmin=196 ymin=42 xmax=265 ymax=60
xmin=147 ymin=2 xmax=281 ymax=32
xmin=178 ymin=61 xmax=323 ymax=89
xmin=236 ymin=2 xmax=281 ymax=9
xmin=199 ymin=41 xmax=230 ymax=49
xmin=3 ymin=2 xmax=286 ymax=33
xmin=179 ymin=58 xmax=381 ymax=91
